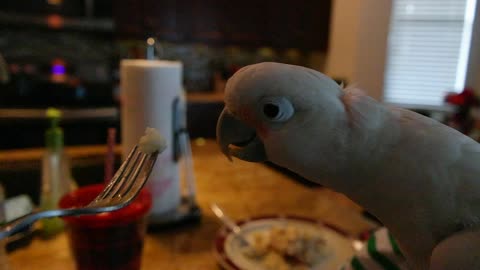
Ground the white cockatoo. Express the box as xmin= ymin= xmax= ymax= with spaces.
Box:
xmin=216 ymin=62 xmax=480 ymax=270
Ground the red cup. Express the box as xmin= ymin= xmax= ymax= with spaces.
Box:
xmin=59 ymin=184 xmax=152 ymax=270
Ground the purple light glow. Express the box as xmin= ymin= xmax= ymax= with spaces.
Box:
xmin=51 ymin=64 xmax=66 ymax=75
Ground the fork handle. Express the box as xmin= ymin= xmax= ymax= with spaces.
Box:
xmin=0 ymin=210 xmax=50 ymax=239
xmin=0 ymin=207 xmax=108 ymax=240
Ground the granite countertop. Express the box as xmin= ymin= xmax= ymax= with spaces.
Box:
xmin=5 ymin=140 xmax=379 ymax=269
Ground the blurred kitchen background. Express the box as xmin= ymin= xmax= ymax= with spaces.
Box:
xmin=1 ymin=0 xmax=479 ymax=149
xmin=2 ymin=0 xmax=480 ymax=200
xmin=0 ymin=0 xmax=337 ymax=215
xmin=0 ymin=0 xmax=478 ymax=264
xmin=0 ymin=0 xmax=332 ymax=150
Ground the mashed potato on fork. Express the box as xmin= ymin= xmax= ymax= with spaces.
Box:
xmin=139 ymin=127 xmax=167 ymax=154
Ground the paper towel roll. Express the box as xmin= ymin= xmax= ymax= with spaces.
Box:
xmin=120 ymin=59 xmax=183 ymax=219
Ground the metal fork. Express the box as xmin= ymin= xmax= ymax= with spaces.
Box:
xmin=210 ymin=203 xmax=249 ymax=246
xmin=0 ymin=145 xmax=160 ymax=240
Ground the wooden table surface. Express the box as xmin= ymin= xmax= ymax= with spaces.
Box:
xmin=6 ymin=139 xmax=378 ymax=269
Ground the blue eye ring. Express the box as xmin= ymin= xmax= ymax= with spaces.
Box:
xmin=259 ymin=96 xmax=294 ymax=122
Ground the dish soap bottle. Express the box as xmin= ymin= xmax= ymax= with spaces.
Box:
xmin=40 ymin=108 xmax=73 ymax=237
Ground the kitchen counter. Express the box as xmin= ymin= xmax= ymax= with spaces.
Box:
xmin=6 ymin=140 xmax=379 ymax=269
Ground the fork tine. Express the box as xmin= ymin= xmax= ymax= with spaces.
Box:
xmin=121 ymin=153 xmax=158 ymax=202
xmin=108 ymin=152 xmax=148 ymax=201
xmin=93 ymin=145 xmax=139 ymax=202
xmin=89 ymin=152 xmax=157 ymax=208
xmin=101 ymin=150 xmax=142 ymax=200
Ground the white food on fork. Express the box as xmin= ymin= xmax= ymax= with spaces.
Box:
xmin=139 ymin=127 xmax=167 ymax=154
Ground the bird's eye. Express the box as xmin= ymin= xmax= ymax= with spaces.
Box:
xmin=260 ymin=97 xmax=294 ymax=122
xmin=263 ymin=103 xmax=280 ymax=118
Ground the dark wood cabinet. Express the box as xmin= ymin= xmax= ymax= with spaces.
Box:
xmin=219 ymin=1 xmax=268 ymax=46
xmin=113 ymin=0 xmax=332 ymax=51
xmin=188 ymin=1 xmax=224 ymax=43
xmin=266 ymin=0 xmax=331 ymax=50
xmin=113 ymin=0 xmax=144 ymax=38
xmin=143 ymin=0 xmax=187 ymax=42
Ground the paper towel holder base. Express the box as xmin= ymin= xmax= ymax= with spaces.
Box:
xmin=147 ymin=196 xmax=202 ymax=230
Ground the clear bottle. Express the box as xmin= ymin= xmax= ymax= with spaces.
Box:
xmin=40 ymin=108 xmax=73 ymax=237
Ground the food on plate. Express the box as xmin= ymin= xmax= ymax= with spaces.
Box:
xmin=242 ymin=224 xmax=329 ymax=269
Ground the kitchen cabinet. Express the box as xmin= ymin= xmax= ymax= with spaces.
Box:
xmin=143 ymin=0 xmax=185 ymax=41
xmin=113 ymin=0 xmax=332 ymax=50
xmin=266 ymin=0 xmax=332 ymax=50
xmin=112 ymin=0 xmax=144 ymax=38
xmin=219 ymin=1 xmax=268 ymax=46
xmin=125 ymin=0 xmax=227 ymax=43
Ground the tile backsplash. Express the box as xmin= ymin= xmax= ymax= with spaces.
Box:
xmin=0 ymin=28 xmax=326 ymax=94
xmin=118 ymin=39 xmax=327 ymax=92
xmin=0 ymin=28 xmax=115 ymax=85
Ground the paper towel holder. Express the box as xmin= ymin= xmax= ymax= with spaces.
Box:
xmin=146 ymin=96 xmax=201 ymax=230
xmin=172 ymin=96 xmax=197 ymax=202
xmin=172 ymin=96 xmax=185 ymax=162
xmin=146 ymin=37 xmax=164 ymax=60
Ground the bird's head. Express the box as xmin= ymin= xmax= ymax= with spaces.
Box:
xmin=216 ymin=62 xmax=349 ymax=178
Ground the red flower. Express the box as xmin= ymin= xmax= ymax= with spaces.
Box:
xmin=445 ymin=88 xmax=478 ymax=106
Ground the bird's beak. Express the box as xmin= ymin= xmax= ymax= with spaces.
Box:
xmin=216 ymin=108 xmax=267 ymax=162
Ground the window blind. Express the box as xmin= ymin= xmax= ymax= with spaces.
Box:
xmin=384 ymin=0 xmax=477 ymax=106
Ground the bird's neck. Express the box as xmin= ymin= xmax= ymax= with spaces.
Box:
xmin=322 ymin=106 xmax=402 ymax=192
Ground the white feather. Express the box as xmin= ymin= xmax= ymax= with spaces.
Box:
xmin=221 ymin=62 xmax=480 ymax=269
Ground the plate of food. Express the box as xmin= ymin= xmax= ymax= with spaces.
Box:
xmin=213 ymin=215 xmax=359 ymax=270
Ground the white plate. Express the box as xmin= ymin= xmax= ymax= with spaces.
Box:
xmin=213 ymin=215 xmax=358 ymax=270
